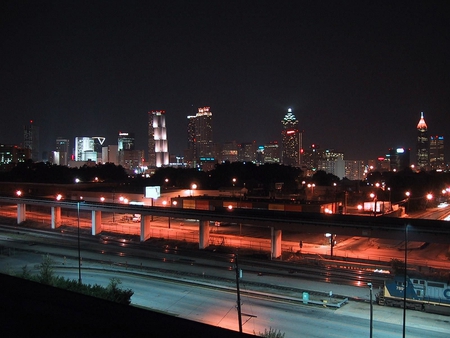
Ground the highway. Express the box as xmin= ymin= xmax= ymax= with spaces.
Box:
xmin=0 ymin=228 xmax=449 ymax=337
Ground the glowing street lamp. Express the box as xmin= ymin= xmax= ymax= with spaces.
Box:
xmin=190 ymin=183 xmax=197 ymax=197
xmin=369 ymin=192 xmax=377 ymax=216
xmin=16 ymin=190 xmax=22 ymax=197
xmin=232 ymin=178 xmax=237 ymax=186
xmin=307 ymin=183 xmax=315 ymax=199
xmin=405 ymin=191 xmax=411 ymax=213
xmin=56 ymin=194 xmax=63 ymax=201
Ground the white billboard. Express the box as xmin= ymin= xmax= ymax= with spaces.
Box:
xmin=145 ymin=186 xmax=161 ymax=199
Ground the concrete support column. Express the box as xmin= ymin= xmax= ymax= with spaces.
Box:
xmin=140 ymin=215 xmax=152 ymax=242
xmin=17 ymin=204 xmax=26 ymax=224
xmin=92 ymin=210 xmax=102 ymax=235
xmin=271 ymin=227 xmax=282 ymax=259
xmin=51 ymin=206 xmax=62 ymax=229
xmin=199 ymin=220 xmax=210 ymax=249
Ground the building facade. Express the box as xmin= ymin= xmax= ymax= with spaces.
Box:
xmin=55 ymin=137 xmax=70 ymax=166
xmin=148 ymin=111 xmax=169 ymax=168
xmin=416 ymin=112 xmax=429 ymax=170
xmin=389 ymin=147 xmax=411 ymax=171
xmin=23 ymin=120 xmax=40 ymax=162
xmin=186 ymin=107 xmax=214 ymax=166
xmin=429 ymin=135 xmax=445 ymax=170
xmin=118 ymin=132 xmax=135 ymax=151
xmin=0 ymin=144 xmax=31 ymax=170
xmin=74 ymin=137 xmax=96 ymax=161
xmin=281 ymin=109 xmax=302 ymax=167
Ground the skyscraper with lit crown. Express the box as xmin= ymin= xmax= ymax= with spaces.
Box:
xmin=416 ymin=112 xmax=429 ymax=170
xmin=281 ymin=108 xmax=302 ymax=166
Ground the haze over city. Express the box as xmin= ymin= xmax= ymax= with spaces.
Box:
xmin=1 ymin=1 xmax=449 ymax=162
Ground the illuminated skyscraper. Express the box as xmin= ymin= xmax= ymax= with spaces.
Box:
xmin=74 ymin=137 xmax=95 ymax=161
xmin=281 ymin=108 xmax=302 ymax=166
xmin=429 ymin=135 xmax=444 ymax=170
xmin=118 ymin=132 xmax=135 ymax=151
xmin=389 ymin=147 xmax=411 ymax=171
xmin=186 ymin=107 xmax=213 ymax=165
xmin=416 ymin=112 xmax=429 ymax=170
xmin=55 ymin=137 xmax=70 ymax=166
xmin=148 ymin=111 xmax=169 ymax=167
xmin=194 ymin=107 xmax=213 ymax=158
xmin=23 ymin=120 xmax=40 ymax=162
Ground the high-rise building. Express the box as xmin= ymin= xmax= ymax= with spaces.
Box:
xmin=55 ymin=137 xmax=70 ymax=166
xmin=344 ymin=160 xmax=366 ymax=180
xmin=186 ymin=107 xmax=214 ymax=166
xmin=318 ymin=149 xmax=345 ymax=178
xmin=75 ymin=137 xmax=95 ymax=161
xmin=389 ymin=147 xmax=411 ymax=171
xmin=0 ymin=144 xmax=31 ymax=169
xmin=429 ymin=135 xmax=445 ymax=170
xmin=194 ymin=107 xmax=213 ymax=158
xmin=281 ymin=108 xmax=302 ymax=167
xmin=23 ymin=120 xmax=40 ymax=162
xmin=262 ymin=141 xmax=280 ymax=164
xmin=221 ymin=141 xmax=239 ymax=163
xmin=238 ymin=141 xmax=257 ymax=163
xmin=118 ymin=132 xmax=135 ymax=151
xmin=416 ymin=112 xmax=429 ymax=170
xmin=148 ymin=111 xmax=169 ymax=167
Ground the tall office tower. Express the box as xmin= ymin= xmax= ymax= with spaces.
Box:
xmin=92 ymin=137 xmax=106 ymax=160
xmin=23 ymin=120 xmax=40 ymax=162
xmin=281 ymin=109 xmax=302 ymax=166
xmin=429 ymin=135 xmax=445 ymax=170
xmin=238 ymin=141 xmax=257 ymax=162
xmin=148 ymin=111 xmax=169 ymax=167
xmin=222 ymin=141 xmax=239 ymax=163
xmin=186 ymin=115 xmax=197 ymax=164
xmin=118 ymin=132 xmax=135 ymax=151
xmin=318 ymin=149 xmax=345 ymax=178
xmin=194 ymin=107 xmax=213 ymax=158
xmin=74 ymin=137 xmax=95 ymax=161
xmin=389 ymin=147 xmax=411 ymax=171
xmin=0 ymin=144 xmax=31 ymax=169
xmin=344 ymin=160 xmax=366 ymax=180
xmin=55 ymin=137 xmax=70 ymax=166
xmin=416 ymin=112 xmax=429 ymax=170
xmin=262 ymin=141 xmax=280 ymax=163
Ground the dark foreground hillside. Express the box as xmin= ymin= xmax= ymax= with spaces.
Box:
xmin=0 ymin=273 xmax=252 ymax=337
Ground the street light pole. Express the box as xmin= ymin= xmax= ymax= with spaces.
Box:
xmin=77 ymin=201 xmax=82 ymax=284
xmin=403 ymin=224 xmax=408 ymax=338
xmin=368 ymin=282 xmax=373 ymax=338
xmin=234 ymin=254 xmax=243 ymax=333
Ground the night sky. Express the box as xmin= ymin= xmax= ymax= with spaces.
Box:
xmin=1 ymin=1 xmax=449 ymax=162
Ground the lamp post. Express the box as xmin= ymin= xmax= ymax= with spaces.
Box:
xmin=405 ymin=191 xmax=410 ymax=213
xmin=77 ymin=200 xmax=82 ymax=284
xmin=425 ymin=193 xmax=433 ymax=209
xmin=307 ymin=183 xmax=315 ymax=200
xmin=191 ymin=183 xmax=197 ymax=197
xmin=370 ymin=193 xmax=377 ymax=216
xmin=368 ymin=282 xmax=373 ymax=338
xmin=403 ymin=224 xmax=409 ymax=338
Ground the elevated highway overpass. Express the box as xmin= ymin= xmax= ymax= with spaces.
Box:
xmin=0 ymin=196 xmax=449 ymax=258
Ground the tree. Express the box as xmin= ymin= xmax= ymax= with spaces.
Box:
xmin=35 ymin=254 xmax=55 ymax=285
xmin=255 ymin=327 xmax=285 ymax=338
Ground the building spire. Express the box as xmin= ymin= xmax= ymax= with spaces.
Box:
xmin=417 ymin=111 xmax=427 ymax=130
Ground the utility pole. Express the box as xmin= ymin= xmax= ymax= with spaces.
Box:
xmin=235 ymin=254 xmax=242 ymax=333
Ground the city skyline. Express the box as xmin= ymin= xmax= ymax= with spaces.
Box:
xmin=1 ymin=1 xmax=449 ymax=162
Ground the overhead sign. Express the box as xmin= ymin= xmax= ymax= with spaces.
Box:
xmin=145 ymin=186 xmax=161 ymax=199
